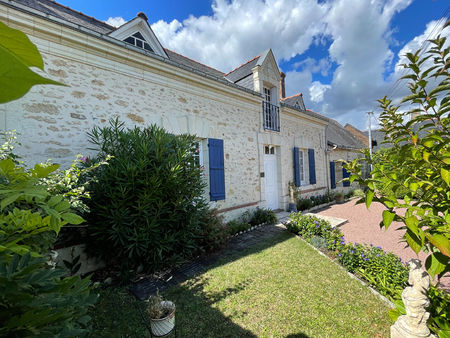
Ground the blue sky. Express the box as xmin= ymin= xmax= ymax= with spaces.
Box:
xmin=57 ymin=0 xmax=448 ymax=129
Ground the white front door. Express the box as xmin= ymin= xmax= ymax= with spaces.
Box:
xmin=264 ymin=147 xmax=278 ymax=210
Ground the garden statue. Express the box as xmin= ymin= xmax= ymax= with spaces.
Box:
xmin=390 ymin=259 xmax=436 ymax=338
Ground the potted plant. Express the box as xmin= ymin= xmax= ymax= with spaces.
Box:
xmin=146 ymin=292 xmax=176 ymax=336
xmin=335 ymin=192 xmax=345 ymax=204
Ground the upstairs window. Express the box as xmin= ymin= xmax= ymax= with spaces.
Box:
xmin=123 ymin=32 xmax=153 ymax=52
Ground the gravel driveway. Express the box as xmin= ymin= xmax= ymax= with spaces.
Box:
xmin=317 ymin=199 xmax=449 ymax=292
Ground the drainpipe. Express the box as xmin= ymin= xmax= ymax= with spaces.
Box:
xmin=324 ymin=124 xmax=330 ymax=193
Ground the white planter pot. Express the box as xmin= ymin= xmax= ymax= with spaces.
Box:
xmin=150 ymin=301 xmax=175 ymax=336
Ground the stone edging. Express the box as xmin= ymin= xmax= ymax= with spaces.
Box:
xmin=286 ymin=228 xmax=395 ymax=309
xmin=302 ymin=201 xmax=336 ymax=213
xmin=229 ymin=222 xmax=268 ymax=238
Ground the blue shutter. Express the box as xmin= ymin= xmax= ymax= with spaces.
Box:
xmin=208 ymin=138 xmax=225 ymax=201
xmin=293 ymin=147 xmax=300 ymax=187
xmin=342 ymin=167 xmax=350 ymax=187
xmin=330 ymin=162 xmax=336 ymax=189
xmin=308 ymin=148 xmax=316 ymax=184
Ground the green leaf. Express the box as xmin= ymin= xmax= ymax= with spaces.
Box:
xmin=0 ymin=23 xmax=63 ymax=103
xmin=382 ymin=210 xmax=395 ymax=229
xmin=366 ymin=190 xmax=374 ymax=209
xmin=405 ymin=229 xmax=422 ymax=254
xmin=0 ymin=21 xmax=43 ymax=69
xmin=61 ymin=213 xmax=84 ymax=225
xmin=0 ymin=193 xmax=21 ymax=210
xmin=405 ymin=216 xmax=419 ymax=235
xmin=441 ymin=168 xmax=449 ymax=186
xmin=426 ymin=234 xmax=450 ymax=257
xmin=425 ymin=252 xmax=448 ymax=278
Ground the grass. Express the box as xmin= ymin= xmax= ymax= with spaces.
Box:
xmin=90 ymin=231 xmax=392 ymax=337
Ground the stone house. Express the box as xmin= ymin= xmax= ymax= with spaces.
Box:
xmin=0 ymin=0 xmax=365 ymax=219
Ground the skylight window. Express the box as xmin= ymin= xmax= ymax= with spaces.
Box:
xmin=123 ymin=32 xmax=153 ymax=52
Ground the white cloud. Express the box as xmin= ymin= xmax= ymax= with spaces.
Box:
xmin=148 ymin=0 xmax=445 ymax=129
xmin=151 ymin=0 xmax=329 ymax=72
xmin=105 ymin=16 xmax=126 ymax=28
xmin=309 ymin=81 xmax=331 ymax=103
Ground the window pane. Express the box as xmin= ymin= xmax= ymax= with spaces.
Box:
xmin=143 ymin=42 xmax=154 ymax=52
xmin=124 ymin=36 xmax=135 ymax=44
xmin=265 ymin=146 xmax=270 ymax=154
xmin=136 ymin=39 xmax=143 ymax=48
xmin=132 ymin=32 xmax=146 ymax=40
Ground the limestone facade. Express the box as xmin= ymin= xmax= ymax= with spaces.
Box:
xmin=0 ymin=2 xmax=364 ymax=219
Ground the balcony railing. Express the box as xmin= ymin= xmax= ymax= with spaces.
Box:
xmin=263 ymin=101 xmax=280 ymax=132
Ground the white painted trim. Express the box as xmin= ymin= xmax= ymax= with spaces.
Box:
xmin=108 ymin=16 xmax=168 ymax=58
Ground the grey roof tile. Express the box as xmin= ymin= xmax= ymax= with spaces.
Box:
xmin=225 ymin=55 xmax=260 ymax=83
xmin=11 ymin=0 xmax=114 ymax=34
xmin=164 ymin=49 xmax=225 ymax=79
xmin=327 ymin=119 xmax=366 ymax=150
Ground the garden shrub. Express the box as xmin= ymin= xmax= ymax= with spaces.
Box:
xmin=196 ymin=209 xmax=228 ymax=252
xmin=309 ymin=236 xmax=328 ymax=249
xmin=296 ymin=197 xmax=313 ymax=211
xmin=0 ymin=252 xmax=97 ymax=337
xmin=226 ymin=207 xmax=278 ymax=236
xmin=85 ymin=120 xmax=221 ymax=271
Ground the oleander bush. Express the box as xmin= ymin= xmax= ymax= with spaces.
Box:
xmin=84 ymin=119 xmax=223 ymax=272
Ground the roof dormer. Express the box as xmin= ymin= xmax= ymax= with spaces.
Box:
xmin=108 ymin=12 xmax=168 ymax=58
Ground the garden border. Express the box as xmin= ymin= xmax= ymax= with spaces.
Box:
xmin=286 ymin=228 xmax=395 ymax=308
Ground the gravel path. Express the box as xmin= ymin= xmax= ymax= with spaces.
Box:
xmin=317 ymin=199 xmax=449 ymax=292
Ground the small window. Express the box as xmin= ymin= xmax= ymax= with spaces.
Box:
xmin=124 ymin=36 xmax=135 ymax=44
xmin=123 ymin=31 xmax=153 ymax=52
xmin=265 ymin=145 xmax=275 ymax=155
xmin=132 ymin=32 xmax=146 ymax=40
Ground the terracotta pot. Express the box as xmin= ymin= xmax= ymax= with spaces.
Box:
xmin=149 ymin=301 xmax=175 ymax=336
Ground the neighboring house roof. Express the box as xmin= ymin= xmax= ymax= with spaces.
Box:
xmin=281 ymin=93 xmax=306 ymax=111
xmin=225 ymin=55 xmax=260 ymax=83
xmin=327 ymin=119 xmax=366 ymax=150
xmin=344 ymin=124 xmax=369 ymax=147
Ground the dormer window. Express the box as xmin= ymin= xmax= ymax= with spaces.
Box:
xmin=123 ymin=32 xmax=153 ymax=52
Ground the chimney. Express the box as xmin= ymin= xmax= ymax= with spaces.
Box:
xmin=280 ymin=72 xmax=286 ymax=99
xmin=137 ymin=12 xmax=148 ymax=21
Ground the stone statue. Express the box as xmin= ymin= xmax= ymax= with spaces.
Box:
xmin=391 ymin=259 xmax=436 ymax=338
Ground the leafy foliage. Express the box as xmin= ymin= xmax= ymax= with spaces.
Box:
xmin=0 ymin=21 xmax=63 ymax=103
xmin=85 ymin=119 xmax=222 ymax=271
xmin=0 ymin=158 xmax=84 ymax=257
xmin=0 ymin=252 xmax=97 ymax=337
xmin=226 ymin=207 xmax=278 ymax=236
xmin=345 ymin=27 xmax=450 ymax=279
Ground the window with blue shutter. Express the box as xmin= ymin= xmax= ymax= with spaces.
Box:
xmin=294 ymin=147 xmax=300 ymax=187
xmin=308 ymin=148 xmax=316 ymax=184
xmin=330 ymin=161 xmax=336 ymax=189
xmin=208 ymin=138 xmax=225 ymax=201
xmin=342 ymin=167 xmax=350 ymax=187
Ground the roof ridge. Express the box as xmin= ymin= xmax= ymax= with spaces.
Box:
xmin=45 ymin=0 xmax=115 ymax=29
xmin=164 ymin=48 xmax=225 ymax=75
xmin=280 ymin=92 xmax=302 ymax=101
xmin=225 ymin=54 xmax=261 ymax=76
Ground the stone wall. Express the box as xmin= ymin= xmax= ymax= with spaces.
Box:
xmin=328 ymin=148 xmax=363 ymax=193
xmin=0 ymin=6 xmax=329 ymax=219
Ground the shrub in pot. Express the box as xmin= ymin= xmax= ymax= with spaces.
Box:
xmin=146 ymin=293 xmax=176 ymax=336
xmin=334 ymin=192 xmax=345 ymax=203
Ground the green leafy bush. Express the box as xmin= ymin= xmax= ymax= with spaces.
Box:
xmin=0 ymin=158 xmax=84 ymax=256
xmin=309 ymin=236 xmax=328 ymax=249
xmin=249 ymin=207 xmax=277 ymax=226
xmin=226 ymin=208 xmax=278 ymax=236
xmin=0 ymin=252 xmax=97 ymax=336
xmin=345 ymin=27 xmax=449 ymax=280
xmin=296 ymin=197 xmax=313 ymax=211
xmin=85 ymin=120 xmax=220 ymax=271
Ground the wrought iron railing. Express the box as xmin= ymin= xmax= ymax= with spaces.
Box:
xmin=262 ymin=101 xmax=280 ymax=131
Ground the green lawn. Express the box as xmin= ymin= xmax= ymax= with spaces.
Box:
xmin=90 ymin=231 xmax=392 ymax=337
